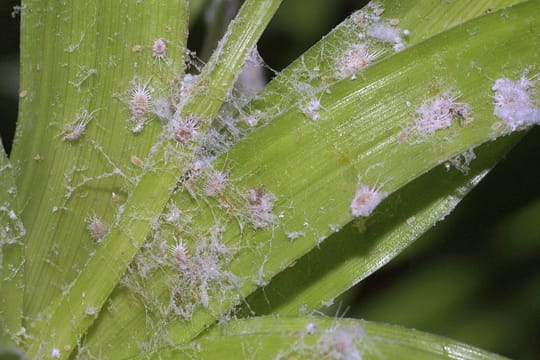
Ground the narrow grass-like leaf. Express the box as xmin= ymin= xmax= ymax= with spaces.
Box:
xmin=156 ymin=317 xmax=507 ymax=359
xmin=82 ymin=3 xmax=539 ymax=358
xmin=14 ymin=1 xmax=189 ymax=358
xmin=166 ymin=0 xmax=538 ymax=333
xmin=246 ymin=0 xmax=524 ymax=128
xmin=180 ymin=0 xmax=283 ymax=125
xmin=238 ymin=0 xmax=528 ymax=315
xmin=242 ymin=135 xmax=522 ymax=316
xmin=23 ymin=0 xmax=283 ymax=358
xmin=204 ymin=1 xmax=538 ymax=298
xmin=0 ymin=151 xmax=25 ymax=345
xmin=13 ymin=0 xmax=189 ymax=319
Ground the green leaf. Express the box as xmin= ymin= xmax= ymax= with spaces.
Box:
xmin=180 ymin=0 xmax=284 ymax=124
xmin=201 ymin=2 xmax=537 ymax=314
xmin=20 ymin=0 xmax=283 ymax=358
xmin=156 ymin=317 xmax=508 ymax=359
xmin=14 ymin=0 xmax=189 ymax=319
xmin=242 ymin=135 xmax=523 ymax=316
xmin=247 ymin=0 xmax=524 ymax=128
xmin=0 ymin=150 xmax=25 ymax=345
xmin=80 ymin=2 xmax=539 ymax=358
xmin=13 ymin=0 xmax=189 ymax=358
xmin=238 ymin=0 xmax=528 ymax=315
xmin=182 ymin=0 xmax=537 ymax=334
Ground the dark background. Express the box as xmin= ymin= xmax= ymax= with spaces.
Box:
xmin=1 ymin=1 xmax=539 ymax=358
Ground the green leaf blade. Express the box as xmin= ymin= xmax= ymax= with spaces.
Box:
xmin=243 ymin=135 xmax=522 ymax=316
xmin=22 ymin=0 xmax=284 ymax=358
xmin=157 ymin=317 xmax=508 ymax=359
xmin=15 ymin=0 xmax=190 ymax=358
xmin=0 ymin=151 xmax=25 ymax=346
xmin=83 ymin=2 xmax=539 ymax=358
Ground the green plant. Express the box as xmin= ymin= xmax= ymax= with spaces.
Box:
xmin=1 ymin=0 xmax=538 ymax=358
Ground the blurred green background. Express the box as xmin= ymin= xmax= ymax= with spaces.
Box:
xmin=1 ymin=1 xmax=539 ymax=358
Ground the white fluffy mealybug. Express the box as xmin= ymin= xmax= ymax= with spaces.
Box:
xmin=164 ymin=204 xmax=181 ymax=224
xmin=492 ymin=75 xmax=539 ymax=130
xmin=204 ymin=171 xmax=228 ymax=197
xmin=301 ymin=97 xmax=322 ymax=120
xmin=179 ymin=74 xmax=198 ymax=99
xmin=86 ymin=214 xmax=107 ymax=242
xmin=335 ymin=43 xmax=384 ymax=79
xmin=241 ymin=110 xmax=263 ymax=127
xmin=51 ymin=348 xmax=61 ymax=358
xmin=61 ymin=110 xmax=96 ymax=142
xmin=366 ymin=23 xmax=405 ymax=52
xmin=413 ymin=90 xmax=472 ymax=136
xmin=62 ymin=123 xmax=86 ymax=141
xmin=236 ymin=47 xmax=266 ymax=102
xmin=153 ymin=97 xmax=172 ymax=120
xmin=170 ymin=241 xmax=189 ymax=271
xmin=317 ymin=325 xmax=365 ymax=360
xmin=129 ymin=84 xmax=152 ymax=132
xmin=350 ymin=184 xmax=384 ymax=217
xmin=246 ymin=187 xmax=275 ymax=228
xmin=171 ymin=114 xmax=200 ymax=144
xmin=130 ymin=84 xmax=151 ymax=119
xmin=152 ymin=38 xmax=167 ymax=62
xmin=130 ymin=155 xmax=143 ymax=168
xmin=305 ymin=321 xmax=317 ymax=335
xmin=131 ymin=122 xmax=144 ymax=133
